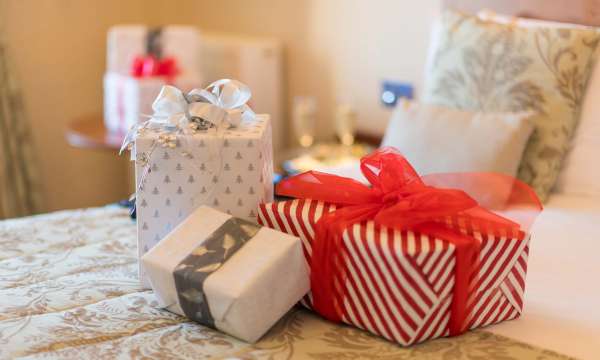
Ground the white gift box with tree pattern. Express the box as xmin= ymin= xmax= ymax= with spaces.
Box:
xmin=134 ymin=114 xmax=273 ymax=287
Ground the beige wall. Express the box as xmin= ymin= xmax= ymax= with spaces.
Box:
xmin=304 ymin=1 xmax=440 ymax=136
xmin=184 ymin=0 xmax=440 ymax=136
xmin=2 ymin=0 xmax=148 ymax=212
xmin=0 ymin=0 xmax=198 ymax=212
xmin=1 ymin=0 xmax=439 ymax=213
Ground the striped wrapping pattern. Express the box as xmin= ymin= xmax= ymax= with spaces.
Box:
xmin=258 ymin=199 xmax=530 ymax=346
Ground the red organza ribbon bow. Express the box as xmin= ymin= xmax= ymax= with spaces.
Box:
xmin=277 ymin=147 xmax=542 ymax=336
xmin=130 ymin=55 xmax=179 ymax=79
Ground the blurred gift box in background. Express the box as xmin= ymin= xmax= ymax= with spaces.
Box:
xmin=0 ymin=0 xmax=438 ymax=217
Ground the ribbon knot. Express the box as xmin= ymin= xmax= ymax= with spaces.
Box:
xmin=276 ymin=147 xmax=542 ymax=338
xmin=380 ymin=191 xmax=399 ymax=207
xmin=131 ymin=55 xmax=179 ymax=79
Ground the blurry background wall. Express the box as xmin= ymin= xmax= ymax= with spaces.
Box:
xmin=0 ymin=0 xmax=439 ymax=213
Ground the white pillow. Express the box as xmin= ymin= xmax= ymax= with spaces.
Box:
xmin=477 ymin=10 xmax=600 ymax=196
xmin=381 ymin=101 xmax=534 ymax=176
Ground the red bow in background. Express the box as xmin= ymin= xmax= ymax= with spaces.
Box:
xmin=276 ymin=147 xmax=542 ymax=336
xmin=130 ymin=55 xmax=179 ymax=80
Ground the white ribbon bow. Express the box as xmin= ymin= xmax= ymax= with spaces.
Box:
xmin=151 ymin=79 xmax=255 ymax=128
xmin=120 ymin=79 xmax=255 ymax=154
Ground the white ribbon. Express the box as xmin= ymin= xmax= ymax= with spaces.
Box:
xmin=120 ymin=79 xmax=255 ymax=154
xmin=152 ymin=79 xmax=255 ymax=128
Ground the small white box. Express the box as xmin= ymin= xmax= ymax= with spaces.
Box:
xmin=141 ymin=206 xmax=309 ymax=343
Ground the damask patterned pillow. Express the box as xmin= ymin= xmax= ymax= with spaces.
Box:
xmin=422 ymin=10 xmax=600 ymax=201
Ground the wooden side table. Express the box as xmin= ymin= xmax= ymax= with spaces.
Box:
xmin=65 ymin=115 xmax=135 ymax=194
xmin=65 ymin=115 xmax=125 ymax=150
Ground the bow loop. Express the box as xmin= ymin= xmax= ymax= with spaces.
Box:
xmin=376 ymin=186 xmax=478 ymax=229
xmin=360 ymin=147 xmax=423 ymax=193
xmin=206 ymin=79 xmax=252 ymax=109
xmin=150 ymin=85 xmax=188 ymax=127
xmin=182 ymin=79 xmax=253 ymax=128
xmin=277 ymin=170 xmax=379 ymax=206
xmin=277 ymin=147 xmax=537 ymax=232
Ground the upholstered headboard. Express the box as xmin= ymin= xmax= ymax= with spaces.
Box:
xmin=442 ymin=0 xmax=600 ymax=26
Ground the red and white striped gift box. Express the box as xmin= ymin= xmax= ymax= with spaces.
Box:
xmin=258 ymin=199 xmax=530 ymax=346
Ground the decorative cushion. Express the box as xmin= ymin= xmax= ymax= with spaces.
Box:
xmin=422 ymin=10 xmax=600 ymax=201
xmin=476 ymin=10 xmax=600 ymax=196
xmin=381 ymin=100 xmax=534 ymax=176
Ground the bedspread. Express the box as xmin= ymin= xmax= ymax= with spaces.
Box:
xmin=0 ymin=206 xmax=572 ymax=359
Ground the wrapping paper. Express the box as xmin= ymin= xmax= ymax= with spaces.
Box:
xmin=258 ymin=199 xmax=531 ymax=345
xmin=141 ymin=206 xmax=309 ymax=343
xmin=106 ymin=25 xmax=201 ymax=76
xmin=135 ymin=114 xmax=273 ymax=287
xmin=103 ymin=73 xmax=202 ymax=134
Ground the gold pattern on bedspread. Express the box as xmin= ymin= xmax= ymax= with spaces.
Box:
xmin=0 ymin=207 xmax=574 ymax=359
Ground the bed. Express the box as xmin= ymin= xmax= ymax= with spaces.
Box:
xmin=1 ymin=200 xmax=595 ymax=360
xmin=488 ymin=193 xmax=600 ymax=359
xmin=3 ymin=0 xmax=600 ymax=359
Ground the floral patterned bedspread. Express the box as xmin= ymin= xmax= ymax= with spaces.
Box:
xmin=0 ymin=206 xmax=573 ymax=359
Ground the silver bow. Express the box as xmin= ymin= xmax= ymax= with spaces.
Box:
xmin=152 ymin=79 xmax=255 ymax=128
xmin=120 ymin=79 xmax=255 ymax=154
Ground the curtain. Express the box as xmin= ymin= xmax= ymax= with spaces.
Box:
xmin=0 ymin=41 xmax=41 ymax=219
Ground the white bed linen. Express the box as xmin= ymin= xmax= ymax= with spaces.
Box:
xmin=488 ymin=193 xmax=600 ymax=360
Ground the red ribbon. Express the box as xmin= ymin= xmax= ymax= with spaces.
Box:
xmin=276 ymin=147 xmax=542 ymax=336
xmin=130 ymin=55 xmax=179 ymax=81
